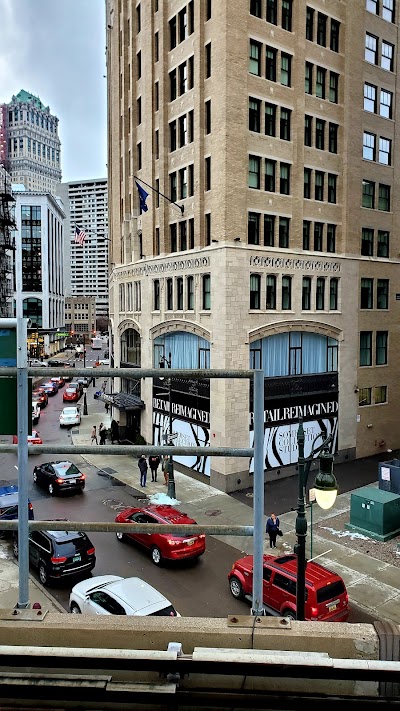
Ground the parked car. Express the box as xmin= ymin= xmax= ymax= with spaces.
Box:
xmin=63 ymin=387 xmax=80 ymax=403
xmin=33 ymin=461 xmax=86 ymax=496
xmin=228 ymin=554 xmax=349 ymax=622
xmin=51 ymin=376 xmax=65 ymax=388
xmin=59 ymin=406 xmax=81 ymax=427
xmin=32 ymin=402 xmax=41 ymax=425
xmin=12 ymin=430 xmax=43 ymax=446
xmin=13 ymin=528 xmax=96 ymax=586
xmin=0 ymin=484 xmax=34 ymax=537
xmin=69 ymin=575 xmax=179 ymax=616
xmin=115 ymin=504 xmax=206 ymax=566
xmin=28 ymin=358 xmax=48 ymax=367
xmin=47 ymin=358 xmax=67 ymax=367
xmin=42 ymin=381 xmax=58 ymax=396
xmin=32 ymin=387 xmax=48 ymax=408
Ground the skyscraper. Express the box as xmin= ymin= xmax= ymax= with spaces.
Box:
xmin=0 ymin=90 xmax=61 ymax=194
xmin=106 ymin=0 xmax=400 ymax=492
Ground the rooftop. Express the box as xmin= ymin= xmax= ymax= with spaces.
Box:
xmin=11 ymin=90 xmax=49 ymax=112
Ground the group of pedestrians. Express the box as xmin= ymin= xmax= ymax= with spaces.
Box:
xmin=90 ymin=420 xmax=120 ymax=445
xmin=137 ymin=454 xmax=170 ymax=488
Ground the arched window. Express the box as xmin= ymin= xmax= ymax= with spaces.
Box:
xmin=120 ymin=328 xmax=141 ymax=366
xmin=250 ymin=331 xmax=338 ymax=376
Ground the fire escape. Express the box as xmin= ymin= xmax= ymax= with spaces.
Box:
xmin=0 ymin=174 xmax=16 ymax=317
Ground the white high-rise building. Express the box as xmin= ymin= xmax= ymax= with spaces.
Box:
xmin=58 ymin=178 xmax=109 ymax=319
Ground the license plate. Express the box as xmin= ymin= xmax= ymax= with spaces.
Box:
xmin=73 ymin=554 xmax=81 ymax=562
xmin=68 ymin=479 xmax=76 ymax=484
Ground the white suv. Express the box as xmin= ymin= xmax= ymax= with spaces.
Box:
xmin=69 ymin=575 xmax=179 ymax=616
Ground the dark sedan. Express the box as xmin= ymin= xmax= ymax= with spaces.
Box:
xmin=33 ymin=461 xmax=86 ymax=496
xmin=42 ymin=381 xmax=59 ymax=396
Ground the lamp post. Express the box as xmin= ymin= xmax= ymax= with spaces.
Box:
xmin=83 ymin=387 xmax=88 ymax=416
xmin=159 ymin=352 xmax=175 ymax=500
xmin=295 ymin=419 xmax=338 ymax=621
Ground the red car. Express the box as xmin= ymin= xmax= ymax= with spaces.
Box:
xmin=51 ymin=376 xmax=65 ymax=388
xmin=12 ymin=430 xmax=43 ymax=446
xmin=63 ymin=387 xmax=80 ymax=402
xmin=32 ymin=388 xmax=48 ymax=408
xmin=228 ymin=554 xmax=349 ymax=622
xmin=115 ymin=505 xmax=206 ymax=566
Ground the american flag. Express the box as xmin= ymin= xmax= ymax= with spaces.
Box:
xmin=74 ymin=224 xmax=87 ymax=246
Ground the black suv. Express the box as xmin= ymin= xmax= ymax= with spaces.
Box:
xmin=13 ymin=529 xmax=96 ymax=586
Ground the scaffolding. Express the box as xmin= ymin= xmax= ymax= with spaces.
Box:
xmin=0 ymin=167 xmax=16 ymax=317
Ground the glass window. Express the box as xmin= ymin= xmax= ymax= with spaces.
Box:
xmin=264 ymin=214 xmax=275 ymax=246
xmin=306 ymin=7 xmax=314 ymax=41
xmin=265 ymin=159 xmax=276 ymax=192
xmin=170 ymin=171 xmax=177 ymax=202
xmin=364 ymin=83 xmax=377 ymax=113
xmin=248 ymin=212 xmax=260 ymax=245
xmin=250 ymin=0 xmax=262 ymax=17
xmin=169 ymin=120 xmax=177 ymax=151
xmin=266 ymin=275 xmax=276 ymax=308
xmin=250 ymin=274 xmax=261 ymax=309
xmin=361 ymin=228 xmax=374 ymax=256
xmin=206 ymin=0 xmax=211 ymax=20
xmin=316 ymin=67 xmax=326 ymax=98
xmin=327 ymin=224 xmax=336 ymax=253
xmin=382 ymin=0 xmax=394 ymax=22
xmin=305 ymin=62 xmax=313 ymax=93
xmin=266 ymin=46 xmax=277 ymax=81
xmin=249 ymin=97 xmax=261 ymax=132
xmin=304 ymin=167 xmax=311 ymax=199
xmin=176 ymin=277 xmax=184 ymax=310
xmin=279 ymin=163 xmax=290 ymax=195
xmin=330 ymin=19 xmax=340 ymax=52
xmin=378 ymin=184 xmax=390 ymax=211
xmin=280 ymin=108 xmax=291 ymax=140
xmin=377 ymin=230 xmax=389 ymax=257
xmin=381 ymin=41 xmax=394 ymax=71
xmin=366 ymin=0 xmax=378 ymax=14
xmin=169 ymin=16 xmax=177 ymax=48
xmin=304 ymin=115 xmax=312 ymax=146
xmin=169 ymin=70 xmax=177 ymax=101
xmin=170 ymin=223 xmax=177 ymax=252
xmin=205 ymin=213 xmax=211 ymax=245
xmin=314 ymin=222 xmax=324 ymax=251
xmin=380 ymin=89 xmax=393 ymax=118
xmin=376 ymin=331 xmax=388 ymax=365
xmin=205 ymin=99 xmax=211 ymax=134
xmin=153 ymin=279 xmax=160 ymax=310
xmin=166 ymin=278 xmax=173 ymax=310
xmin=316 ymin=277 xmax=325 ymax=310
xmin=365 ymin=33 xmax=378 ymax=64
xmin=179 ymin=220 xmax=187 ymax=249
xmin=302 ymin=277 xmax=311 ymax=310
xmin=265 ymin=102 xmax=276 ymax=136
xmin=363 ymin=131 xmax=376 ymax=160
xmin=187 ymin=275 xmax=194 ymax=309
xmin=205 ymin=156 xmax=211 ymax=190
xmin=360 ymin=331 xmax=372 ymax=366
xmin=375 ymin=386 xmax=387 ymax=404
xmin=379 ymin=137 xmax=391 ymax=165
xmin=317 ymin=12 xmax=327 ymax=46
xmin=377 ymin=279 xmax=389 ymax=308
xmin=179 ymin=6 xmax=188 ymax=42
xmin=205 ymin=42 xmax=211 ymax=77
xmin=315 ymin=119 xmax=325 ymax=149
xmin=282 ymin=276 xmax=292 ymax=309
xmin=249 ymin=40 xmax=262 ymax=75
xmin=328 ymin=174 xmax=337 ymax=203
xmin=282 ymin=0 xmax=292 ymax=31
xmin=361 ymin=278 xmax=373 ymax=308
xmin=202 ymin=274 xmax=211 ymax=309
xmin=315 ymin=171 xmax=324 ymax=201
xmin=279 ymin=217 xmax=290 ymax=248
xmin=329 ymin=72 xmax=339 ymax=102
xmin=280 ymin=53 xmax=292 ymax=86
xmin=362 ymin=180 xmax=375 ymax=208
xmin=266 ymin=0 xmax=277 ymax=24
xmin=249 ymin=155 xmax=261 ymax=188
xmin=303 ymin=220 xmax=311 ymax=250
xmin=359 ymin=387 xmax=371 ymax=406
xmin=330 ymin=278 xmax=338 ymax=309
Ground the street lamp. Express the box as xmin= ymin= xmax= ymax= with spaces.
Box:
xmin=159 ymin=352 xmax=175 ymax=500
xmin=295 ymin=419 xmax=338 ymax=621
xmin=83 ymin=387 xmax=88 ymax=416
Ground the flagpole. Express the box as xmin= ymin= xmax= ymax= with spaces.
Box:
xmin=133 ymin=175 xmax=184 ymax=215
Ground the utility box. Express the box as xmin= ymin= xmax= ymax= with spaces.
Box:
xmin=379 ymin=459 xmax=400 ymax=495
xmin=346 ymin=486 xmax=400 ymax=542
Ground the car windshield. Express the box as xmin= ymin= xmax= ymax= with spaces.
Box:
xmin=54 ymin=463 xmax=80 ymax=477
xmin=149 ymin=605 xmax=177 ymax=617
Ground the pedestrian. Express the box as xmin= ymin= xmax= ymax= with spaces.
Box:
xmin=162 ymin=455 xmax=169 ymax=486
xmin=102 ymin=380 xmax=107 ymax=393
xmin=138 ymin=454 xmax=148 ymax=488
xmin=105 ymin=402 xmax=110 ymax=414
xmin=149 ymin=455 xmax=161 ymax=482
xmin=90 ymin=425 xmax=98 ymax=445
xmin=110 ymin=419 xmax=120 ymax=444
xmin=99 ymin=422 xmax=106 ymax=445
xmin=266 ymin=512 xmax=281 ymax=549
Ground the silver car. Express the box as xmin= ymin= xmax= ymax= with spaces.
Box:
xmin=69 ymin=575 xmax=179 ymax=616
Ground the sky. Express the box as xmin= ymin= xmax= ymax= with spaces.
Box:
xmin=0 ymin=0 xmax=107 ymax=182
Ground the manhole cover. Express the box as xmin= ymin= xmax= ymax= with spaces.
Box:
xmin=71 ymin=429 xmax=80 ymax=434
xmin=204 ymin=509 xmax=222 ymax=517
xmin=100 ymin=467 xmax=117 ymax=475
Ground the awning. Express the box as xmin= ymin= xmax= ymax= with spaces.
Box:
xmin=98 ymin=392 xmax=145 ymax=411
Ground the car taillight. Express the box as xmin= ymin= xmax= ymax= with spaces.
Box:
xmin=51 ymin=556 xmax=67 ymax=564
xmin=344 ymin=593 xmax=349 ymax=605
xmin=310 ymin=606 xmax=318 ymax=617
xmin=56 ymin=478 xmax=64 ymax=484
xmin=86 ymin=547 xmax=95 ymax=555
xmin=79 ymin=474 xmax=86 ymax=480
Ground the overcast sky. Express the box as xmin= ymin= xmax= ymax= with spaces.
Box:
xmin=0 ymin=0 xmax=107 ymax=182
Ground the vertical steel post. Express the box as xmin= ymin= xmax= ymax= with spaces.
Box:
xmin=310 ymin=501 xmax=313 ymax=560
xmin=16 ymin=317 xmax=29 ymax=609
xmin=295 ymin=420 xmax=307 ymax=621
xmin=166 ymin=352 xmax=176 ymax=499
xmin=251 ymin=369 xmax=265 ymax=616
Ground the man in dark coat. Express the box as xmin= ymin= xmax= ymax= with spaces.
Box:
xmin=149 ymin=455 xmax=161 ymax=482
xmin=138 ymin=455 xmax=148 ymax=488
xmin=110 ymin=419 xmax=120 ymax=444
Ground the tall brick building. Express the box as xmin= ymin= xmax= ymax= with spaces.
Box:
xmin=106 ymin=0 xmax=400 ymax=492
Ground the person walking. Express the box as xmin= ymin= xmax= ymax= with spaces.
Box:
xmin=99 ymin=423 xmax=106 ymax=445
xmin=90 ymin=425 xmax=98 ymax=445
xmin=266 ymin=512 xmax=281 ymax=548
xmin=138 ymin=454 xmax=148 ymax=488
xmin=162 ymin=455 xmax=169 ymax=486
xmin=149 ymin=455 xmax=161 ymax=482
xmin=110 ymin=419 xmax=120 ymax=444
xmin=104 ymin=401 xmax=110 ymax=414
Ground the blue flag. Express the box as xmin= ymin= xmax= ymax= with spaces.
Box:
xmin=135 ymin=181 xmax=149 ymax=213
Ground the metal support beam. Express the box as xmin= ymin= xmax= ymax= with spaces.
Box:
xmin=16 ymin=317 xmax=29 ymax=609
xmin=251 ymin=369 xmax=265 ymax=616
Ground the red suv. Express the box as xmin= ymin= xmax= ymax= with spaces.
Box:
xmin=228 ymin=554 xmax=349 ymax=622
xmin=115 ymin=505 xmax=206 ymax=566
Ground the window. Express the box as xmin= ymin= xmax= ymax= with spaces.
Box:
xmin=280 ymin=108 xmax=291 ymax=140
xmin=187 ymin=276 xmax=194 ymax=309
xmin=306 ymin=7 xmax=314 ymax=41
xmin=205 ymin=156 xmax=211 ymax=190
xmin=365 ymin=33 xmax=378 ymax=64
xmin=381 ymin=41 xmax=394 ymax=71
xmin=170 ymin=120 xmax=177 ymax=151
xmin=155 ymin=129 xmax=159 ymax=159
xmin=279 ymin=217 xmax=290 ymax=248
xmin=328 ymin=174 xmax=337 ymax=203
xmin=282 ymin=276 xmax=292 ymax=309
xmin=265 ymin=160 xmax=276 ymax=191
xmin=250 ymin=0 xmax=262 ymax=17
xmin=169 ymin=16 xmax=177 ymax=49
xmin=205 ymin=213 xmax=211 ymax=245
xmin=265 ymin=103 xmax=276 ymax=136
xmin=377 ymin=230 xmax=389 ymax=257
xmin=375 ymin=386 xmax=387 ymax=404
xmin=137 ymin=96 xmax=142 ymax=124
xmin=317 ymin=12 xmax=327 ymax=46
xmin=302 ymin=277 xmax=311 ymax=310
xmin=250 ymin=274 xmax=261 ymax=309
xmin=280 ymin=163 xmax=290 ymax=195
xmin=153 ymin=279 xmax=160 ymax=310
xmin=330 ymin=19 xmax=340 ymax=52
xmin=359 ymin=387 xmax=372 ymax=406
xmin=179 ymin=168 xmax=188 ymax=199
xmin=330 ymin=278 xmax=338 ymax=309
xmin=329 ymin=72 xmax=339 ymax=102
xmin=179 ymin=62 xmax=187 ymax=94
xmin=316 ymin=277 xmax=325 ymax=310
xmin=188 ymin=110 xmax=194 ymax=142
xmin=316 ymin=67 xmax=326 ymax=98
xmin=166 ymin=278 xmax=173 ymax=309
xmin=189 ymin=217 xmax=194 ymax=248
xmin=179 ymin=114 xmax=187 ymax=146
xmin=282 ymin=0 xmax=292 ymax=31
xmin=314 ymin=222 xmax=324 ymax=251
xmin=304 ymin=115 xmax=312 ymax=146
xmin=366 ymin=0 xmax=378 ymax=14
xmin=249 ymin=40 xmax=262 ymax=75
xmin=249 ymin=155 xmax=261 ymax=188
xmin=202 ymin=274 xmax=211 ymax=309
xmin=266 ymin=0 xmax=277 ymax=24
xmin=179 ymin=6 xmax=188 ymax=42
xmin=155 ymin=81 xmax=159 ymax=110
xmin=137 ymin=50 xmax=142 ymax=78
xmin=176 ymin=277 xmax=184 ymax=310
xmin=266 ymin=275 xmax=276 ymax=308
xmin=205 ymin=42 xmax=212 ymax=77
xmin=170 ymin=172 xmax=177 ymax=202
xmin=329 ymin=123 xmax=338 ymax=153
xmin=382 ymin=0 xmax=394 ymax=22
xmin=361 ymin=278 xmax=373 ymax=308
xmin=304 ymin=168 xmax=311 ymax=199
xmin=206 ymin=0 xmax=212 ymax=20
xmin=378 ymin=184 xmax=390 ymax=211
xmin=264 ymin=214 xmax=275 ymax=246
xmin=280 ymin=53 xmax=292 ymax=86
xmin=360 ymin=331 xmax=372 ymax=366
xmin=380 ymin=89 xmax=393 ymax=118
xmin=305 ymin=62 xmax=313 ymax=93
xmin=170 ymin=223 xmax=177 ymax=252
xmin=376 ymin=331 xmax=388 ymax=365
xmin=364 ymin=83 xmax=377 ymax=112
xmin=249 ymin=97 xmax=261 ymax=132
xmin=362 ymin=180 xmax=375 ymax=208
xmin=315 ymin=171 xmax=324 ymax=201
xmin=188 ymin=56 xmax=194 ymax=89
xmin=361 ymin=228 xmax=374 ymax=256
xmin=303 ymin=220 xmax=311 ymax=250
xmin=315 ymin=119 xmax=325 ymax=149
xmin=248 ymin=212 xmax=260 ymax=245
xmin=363 ymin=131 xmax=376 ymax=160
xmin=266 ymin=46 xmax=277 ymax=81
xmin=170 ymin=69 xmax=177 ymax=101
xmin=377 ymin=279 xmax=389 ymax=308
xmin=137 ymin=142 xmax=142 ymax=169
xmin=379 ymin=137 xmax=391 ymax=165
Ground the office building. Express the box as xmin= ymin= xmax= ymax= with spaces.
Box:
xmin=0 ymin=90 xmax=61 ymax=194
xmin=65 ymin=296 xmax=96 ymax=334
xmin=106 ymin=0 xmax=400 ymax=492
xmin=0 ymin=165 xmax=15 ymax=317
xmin=57 ymin=179 xmax=109 ymax=320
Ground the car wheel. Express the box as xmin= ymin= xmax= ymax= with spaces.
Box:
xmin=116 ymin=532 xmax=125 ymax=542
xmin=70 ymin=603 xmax=81 ymax=614
xmin=12 ymin=539 xmax=18 ymax=558
xmin=33 ymin=471 xmax=38 ymax=484
xmin=48 ymin=483 xmax=54 ymax=496
xmin=151 ymin=546 xmax=163 ymax=566
xmin=229 ymin=576 xmax=244 ymax=600
xmin=282 ymin=609 xmax=296 ymax=620
xmin=39 ymin=563 xmax=48 ymax=586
